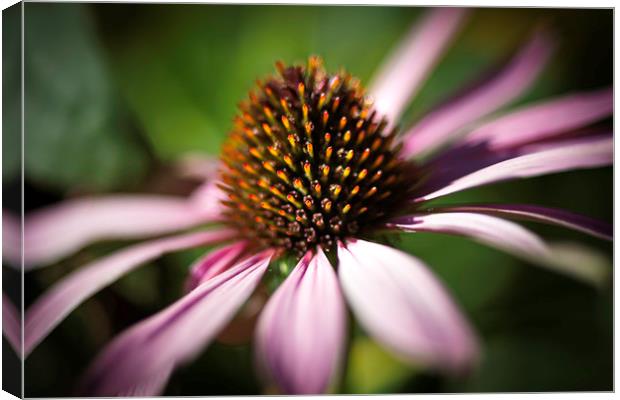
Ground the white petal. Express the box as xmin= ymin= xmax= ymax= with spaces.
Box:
xmin=256 ymin=249 xmax=346 ymax=394
xmin=338 ymin=239 xmax=478 ymax=373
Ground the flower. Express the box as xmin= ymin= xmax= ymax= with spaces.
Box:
xmin=15 ymin=7 xmax=612 ymax=396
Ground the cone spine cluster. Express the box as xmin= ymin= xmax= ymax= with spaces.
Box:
xmin=219 ymin=56 xmax=415 ymax=256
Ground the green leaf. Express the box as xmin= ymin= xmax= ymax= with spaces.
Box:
xmin=24 ymin=3 xmax=149 ymax=192
xmin=99 ymin=6 xmax=421 ymax=159
xmin=3 ymin=4 xmax=22 ymax=182
xmin=110 ymin=262 xmax=160 ymax=307
xmin=344 ymin=334 xmax=413 ymax=394
xmin=100 ymin=6 xmax=244 ymax=159
xmin=263 ymin=254 xmax=298 ymax=294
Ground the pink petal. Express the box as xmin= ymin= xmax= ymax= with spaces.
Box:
xmin=24 ymin=229 xmax=233 ymax=357
xmin=256 ymin=249 xmax=346 ymax=394
xmin=430 ymin=204 xmax=612 ymax=240
xmin=184 ymin=241 xmax=247 ymax=292
xmin=369 ymin=8 xmax=467 ymax=126
xmin=175 ymin=153 xmax=221 ymax=180
xmin=79 ymin=251 xmax=273 ymax=396
xmin=463 ymin=87 xmax=613 ymax=150
xmin=402 ymin=30 xmax=555 ymax=158
xmin=414 ymin=142 xmax=520 ymax=200
xmin=187 ymin=179 xmax=227 ymax=213
xmin=114 ymin=367 xmax=174 ymax=397
xmin=3 ymin=293 xmax=21 ymax=354
xmin=417 ymin=134 xmax=612 ymax=202
xmin=388 ymin=212 xmax=609 ymax=284
xmin=390 ymin=212 xmax=551 ymax=258
xmin=25 ymin=192 xmax=222 ymax=268
xmin=338 ymin=239 xmax=478 ymax=373
xmin=3 ymin=210 xmax=20 ymax=267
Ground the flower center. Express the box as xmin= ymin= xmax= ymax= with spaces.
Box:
xmin=219 ymin=57 xmax=416 ymax=256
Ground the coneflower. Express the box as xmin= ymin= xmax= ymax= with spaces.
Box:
xmin=12 ymin=8 xmax=612 ymax=396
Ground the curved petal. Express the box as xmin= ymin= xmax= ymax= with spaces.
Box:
xmin=417 ymin=134 xmax=612 ymax=202
xmin=3 ymin=293 xmax=21 ymax=354
xmin=256 ymin=249 xmax=346 ymax=394
xmin=414 ymin=141 xmax=520 ymax=197
xmin=388 ymin=212 xmax=609 ymax=285
xmin=24 ymin=229 xmax=233 ymax=357
xmin=430 ymin=204 xmax=612 ymax=240
xmin=175 ymin=153 xmax=221 ymax=180
xmin=369 ymin=8 xmax=468 ymax=125
xmin=115 ymin=367 xmax=174 ymax=397
xmin=184 ymin=241 xmax=247 ymax=292
xmin=79 ymin=251 xmax=273 ymax=396
xmin=187 ymin=179 xmax=227 ymax=216
xmin=402 ymin=30 xmax=555 ymax=158
xmin=24 ymin=193 xmax=221 ymax=268
xmin=463 ymin=87 xmax=613 ymax=150
xmin=338 ymin=239 xmax=478 ymax=373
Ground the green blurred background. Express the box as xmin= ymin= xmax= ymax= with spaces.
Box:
xmin=6 ymin=3 xmax=612 ymax=396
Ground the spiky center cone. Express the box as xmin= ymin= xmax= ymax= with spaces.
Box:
xmin=219 ymin=57 xmax=417 ymax=256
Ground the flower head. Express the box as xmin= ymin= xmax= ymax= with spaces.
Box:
xmin=11 ymin=7 xmax=612 ymax=397
xmin=220 ymin=57 xmax=415 ymax=255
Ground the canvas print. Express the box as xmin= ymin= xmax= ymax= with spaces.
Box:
xmin=2 ymin=3 xmax=613 ymax=396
